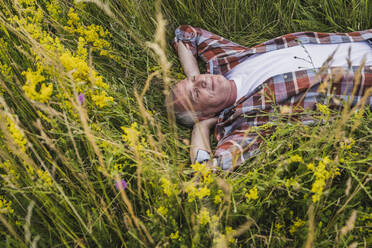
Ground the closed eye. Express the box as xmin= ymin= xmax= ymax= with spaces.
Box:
xmin=194 ymin=88 xmax=199 ymax=100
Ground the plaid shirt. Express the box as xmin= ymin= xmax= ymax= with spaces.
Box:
xmin=173 ymin=25 xmax=372 ymax=170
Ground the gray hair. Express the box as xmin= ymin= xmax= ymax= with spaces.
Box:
xmin=174 ymin=110 xmax=200 ymax=128
xmin=167 ymin=89 xmax=200 ymax=128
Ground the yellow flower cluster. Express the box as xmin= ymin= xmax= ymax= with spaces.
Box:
xmin=316 ymin=103 xmax=331 ymax=116
xmin=36 ymin=169 xmax=53 ymax=188
xmin=18 ymin=0 xmax=35 ymax=5
xmin=275 ymin=222 xmax=283 ymax=231
xmin=146 ymin=209 xmax=153 ymax=218
xmin=160 ymin=177 xmax=178 ymax=197
xmin=185 ymin=183 xmax=210 ymax=202
xmin=284 ymin=177 xmax=300 ymax=190
xmin=170 ymin=231 xmax=180 ymax=240
xmin=66 ymin=8 xmax=112 ymax=56
xmin=308 ymin=156 xmax=340 ymax=203
xmin=157 ymin=206 xmax=168 ymax=216
xmin=22 ymin=66 xmax=53 ymax=103
xmin=191 ymin=162 xmax=213 ymax=185
xmin=24 ymin=162 xmax=35 ymax=178
xmin=11 ymin=2 xmax=114 ymax=110
xmin=76 ymin=37 xmax=88 ymax=59
xmin=225 ymin=226 xmax=236 ymax=243
xmin=198 ymin=207 xmax=210 ymax=226
xmin=289 ymin=217 xmax=306 ymax=235
xmin=185 ymin=163 xmax=215 ymax=202
xmin=0 ymin=195 xmax=14 ymax=214
xmin=36 ymin=110 xmax=52 ymax=124
xmin=59 ymin=52 xmax=89 ymax=81
xmin=245 ymin=186 xmax=259 ymax=200
xmin=0 ymin=61 xmax=12 ymax=82
xmin=6 ymin=117 xmax=27 ymax=152
xmin=0 ymin=160 xmax=19 ymax=181
xmin=59 ymin=51 xmax=113 ymax=108
xmin=121 ymin=122 xmax=147 ymax=154
xmin=17 ymin=0 xmax=43 ymax=23
xmin=107 ymin=163 xmax=123 ymax=177
xmin=214 ymin=189 xmax=224 ymax=204
xmin=340 ymin=137 xmax=354 ymax=150
xmin=46 ymin=0 xmax=62 ymax=21
xmin=288 ymin=154 xmax=304 ymax=164
xmin=339 ymin=137 xmax=359 ymax=162
xmin=91 ymin=91 xmax=114 ymax=108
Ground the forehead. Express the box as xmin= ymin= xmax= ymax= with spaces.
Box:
xmin=172 ymin=78 xmax=193 ymax=111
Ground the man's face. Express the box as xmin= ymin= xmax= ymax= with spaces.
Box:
xmin=172 ymin=74 xmax=236 ymax=119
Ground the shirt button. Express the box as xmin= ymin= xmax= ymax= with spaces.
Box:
xmin=284 ymin=75 xmax=288 ymax=79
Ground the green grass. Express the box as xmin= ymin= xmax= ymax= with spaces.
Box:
xmin=0 ymin=0 xmax=371 ymax=247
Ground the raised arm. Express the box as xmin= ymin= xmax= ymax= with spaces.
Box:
xmin=177 ymin=41 xmax=200 ymax=78
xmin=190 ymin=117 xmax=217 ymax=163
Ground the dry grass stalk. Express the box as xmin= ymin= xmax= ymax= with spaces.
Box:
xmin=340 ymin=210 xmax=357 ymax=236
xmin=0 ymin=214 xmax=25 ymax=246
xmin=305 ymin=204 xmax=315 ymax=248
xmin=76 ymin=0 xmax=114 ymax=18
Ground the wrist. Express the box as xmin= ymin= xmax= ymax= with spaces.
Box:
xmin=194 ymin=122 xmax=211 ymax=131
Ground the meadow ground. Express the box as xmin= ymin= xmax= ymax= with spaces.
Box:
xmin=0 ymin=0 xmax=371 ymax=247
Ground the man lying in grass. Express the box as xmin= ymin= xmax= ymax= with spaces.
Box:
xmin=170 ymin=25 xmax=372 ymax=171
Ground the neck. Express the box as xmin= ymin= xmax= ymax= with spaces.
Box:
xmin=225 ymin=79 xmax=237 ymax=107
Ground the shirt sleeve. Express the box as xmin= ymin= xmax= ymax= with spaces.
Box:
xmin=194 ymin=149 xmax=211 ymax=164
xmin=172 ymin=25 xmax=247 ymax=74
xmin=214 ymin=130 xmax=262 ymax=171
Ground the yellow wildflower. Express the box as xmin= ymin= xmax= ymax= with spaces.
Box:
xmin=37 ymin=110 xmax=52 ymax=124
xmin=289 ymin=154 xmax=304 ymax=164
xmin=306 ymin=163 xmax=314 ymax=170
xmin=214 ymin=190 xmax=224 ymax=204
xmin=91 ymin=91 xmax=113 ymax=108
xmin=157 ymin=206 xmax=168 ymax=216
xmin=22 ymin=67 xmax=53 ymax=103
xmin=310 ymin=157 xmax=332 ymax=203
xmin=36 ymin=169 xmax=53 ymax=188
xmin=160 ymin=177 xmax=178 ymax=197
xmin=18 ymin=0 xmax=36 ymax=6
xmin=285 ymin=177 xmax=300 ymax=190
xmin=146 ymin=209 xmax=153 ymax=218
xmin=66 ymin=8 xmax=112 ymax=56
xmin=198 ymin=208 xmax=210 ymax=225
xmin=185 ymin=183 xmax=198 ymax=202
xmin=67 ymin=8 xmax=80 ymax=28
xmin=121 ymin=122 xmax=146 ymax=153
xmin=0 ymin=160 xmax=19 ymax=180
xmin=245 ymin=186 xmax=259 ymax=200
xmin=76 ymin=37 xmax=88 ymax=59
xmin=170 ymin=231 xmax=179 ymax=240
xmin=197 ymin=185 xmax=210 ymax=199
xmin=0 ymin=61 xmax=12 ymax=81
xmin=225 ymin=226 xmax=235 ymax=243
xmin=59 ymin=52 xmax=89 ymax=81
xmin=6 ymin=117 xmax=27 ymax=152
xmin=0 ymin=195 xmax=14 ymax=214
xmin=316 ymin=103 xmax=330 ymax=116
xmin=289 ymin=217 xmax=306 ymax=235
xmin=46 ymin=0 xmax=62 ymax=21
xmin=191 ymin=162 xmax=209 ymax=177
xmin=275 ymin=222 xmax=283 ymax=231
